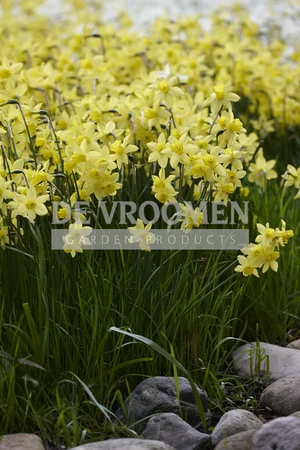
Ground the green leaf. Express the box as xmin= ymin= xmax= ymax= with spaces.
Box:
xmin=70 ymin=372 xmax=114 ymax=423
xmin=109 ymin=326 xmax=207 ymax=431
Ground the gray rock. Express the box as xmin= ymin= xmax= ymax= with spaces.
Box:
xmin=289 ymin=411 xmax=300 ymax=419
xmin=214 ymin=430 xmax=256 ymax=450
xmin=211 ymin=409 xmax=262 ymax=447
xmin=115 ymin=377 xmax=208 ymax=430
xmin=0 ymin=434 xmax=44 ymax=450
xmin=141 ymin=413 xmax=211 ymax=450
xmin=260 ymin=373 xmax=300 ymax=415
xmin=233 ymin=342 xmax=300 ymax=381
xmin=71 ymin=439 xmax=176 ymax=450
xmin=287 ymin=339 xmax=300 ymax=350
xmin=252 ymin=416 xmax=300 ymax=450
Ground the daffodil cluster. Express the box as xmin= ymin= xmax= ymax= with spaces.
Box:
xmin=0 ymin=0 xmax=297 ymax=266
xmin=235 ymin=220 xmax=294 ymax=277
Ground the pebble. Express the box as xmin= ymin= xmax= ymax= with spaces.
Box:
xmin=252 ymin=416 xmax=300 ymax=450
xmin=141 ymin=412 xmax=211 ymax=450
xmin=287 ymin=339 xmax=300 ymax=350
xmin=115 ymin=377 xmax=208 ymax=430
xmin=214 ymin=429 xmax=257 ymax=450
xmin=233 ymin=342 xmax=300 ymax=381
xmin=260 ymin=373 xmax=300 ymax=415
xmin=0 ymin=434 xmax=44 ymax=450
xmin=71 ymin=439 xmax=176 ymax=450
xmin=211 ymin=409 xmax=262 ymax=447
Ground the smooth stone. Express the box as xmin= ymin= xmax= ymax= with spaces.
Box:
xmin=233 ymin=342 xmax=300 ymax=380
xmin=287 ymin=339 xmax=300 ymax=350
xmin=141 ymin=413 xmax=211 ymax=450
xmin=214 ymin=430 xmax=257 ymax=450
xmin=0 ymin=434 xmax=44 ymax=450
xmin=260 ymin=373 xmax=300 ymax=415
xmin=71 ymin=439 xmax=176 ymax=450
xmin=211 ymin=409 xmax=262 ymax=447
xmin=252 ymin=417 xmax=300 ymax=450
xmin=115 ymin=377 xmax=208 ymax=430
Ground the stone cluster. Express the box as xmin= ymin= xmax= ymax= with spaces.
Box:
xmin=4 ymin=341 xmax=300 ymax=450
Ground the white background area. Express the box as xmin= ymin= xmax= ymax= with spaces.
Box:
xmin=41 ymin=0 xmax=299 ymax=43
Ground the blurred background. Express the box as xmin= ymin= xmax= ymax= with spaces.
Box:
xmin=41 ymin=0 xmax=299 ymax=41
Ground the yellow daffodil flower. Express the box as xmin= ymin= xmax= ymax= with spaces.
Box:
xmin=128 ymin=218 xmax=156 ymax=252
